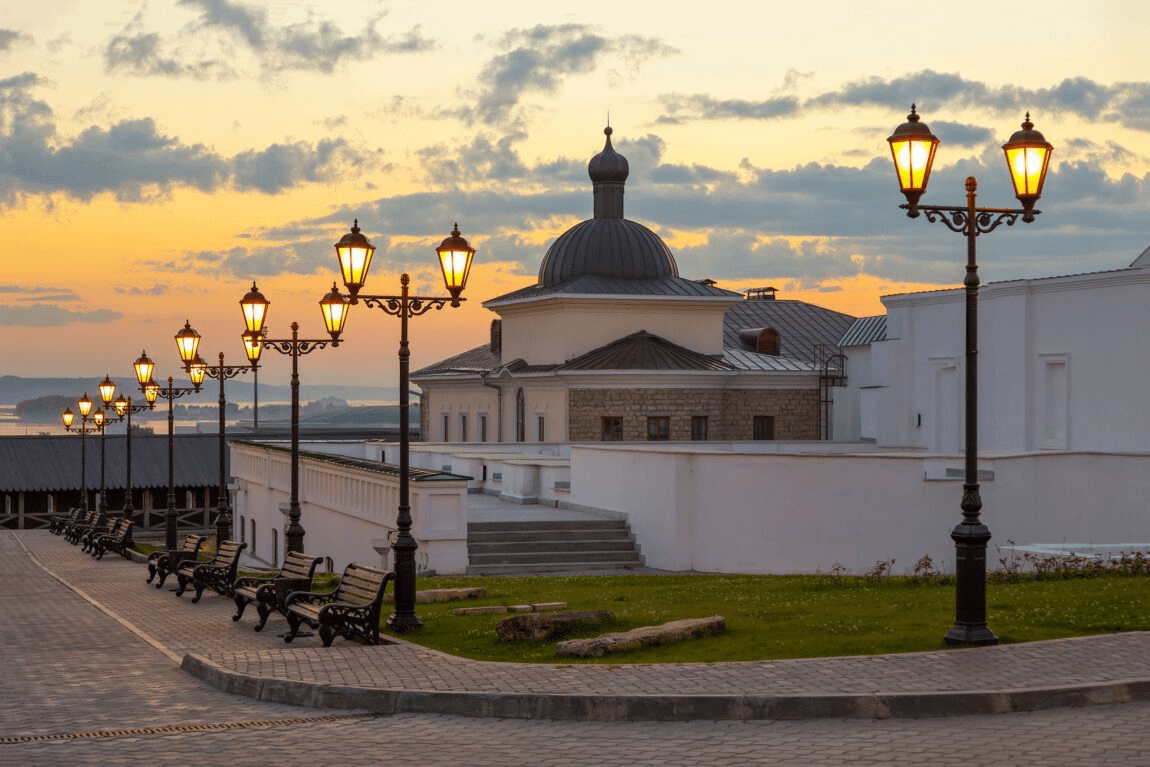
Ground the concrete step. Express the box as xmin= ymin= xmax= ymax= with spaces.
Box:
xmin=466 ymin=518 xmax=644 ymax=575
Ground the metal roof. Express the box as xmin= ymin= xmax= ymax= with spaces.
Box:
xmin=558 ymin=331 xmax=735 ymax=371
xmin=721 ymin=348 xmax=819 ymax=372
xmin=839 ymin=315 xmax=888 ymax=347
xmin=486 ymin=274 xmax=741 ymax=305
xmin=0 ymin=434 xmax=221 ymax=493
xmin=722 ymin=300 xmax=855 ymax=364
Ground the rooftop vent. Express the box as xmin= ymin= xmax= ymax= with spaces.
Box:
xmin=744 ymin=286 xmax=777 ymax=301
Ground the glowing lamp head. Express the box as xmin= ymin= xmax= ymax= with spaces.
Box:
xmin=175 ymin=320 xmax=202 ymax=365
xmin=887 ymin=105 xmax=939 ymax=217
xmin=98 ymin=375 xmax=117 ymax=406
xmin=319 ymin=283 xmax=349 ymax=341
xmin=143 ymin=380 xmax=160 ymax=405
xmin=187 ymin=355 xmax=208 ymax=389
xmin=93 ymin=409 xmax=106 ymax=428
xmin=114 ymin=394 xmax=129 ymax=418
xmin=62 ymin=408 xmax=74 ymax=429
xmin=334 ymin=219 xmax=375 ymax=300
xmin=1002 ymin=113 xmax=1053 ymax=221
xmin=240 ymin=282 xmax=270 ymax=335
xmin=133 ymin=351 xmax=155 ymax=388
xmin=242 ymin=330 xmax=263 ymax=365
xmin=436 ymin=223 xmax=475 ymax=306
xmin=78 ymin=393 xmax=93 ymax=419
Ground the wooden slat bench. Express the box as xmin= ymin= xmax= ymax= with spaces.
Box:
xmin=146 ymin=534 xmax=207 ymax=589
xmin=233 ymin=551 xmax=324 ymax=631
xmin=175 ymin=539 xmax=247 ymax=603
xmin=283 ymin=563 xmax=393 ymax=647
xmin=91 ymin=518 xmax=134 ymax=560
xmin=49 ymin=508 xmax=82 ymax=535
xmin=65 ymin=510 xmax=104 ymax=545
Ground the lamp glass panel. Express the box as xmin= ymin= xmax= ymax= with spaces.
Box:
xmin=134 ymin=354 xmax=155 ymax=386
xmin=320 ymin=290 xmax=349 ymax=336
xmin=114 ymin=394 xmax=128 ymax=417
xmin=438 ymin=247 xmax=473 ymax=292
xmin=78 ymin=394 xmax=93 ymax=417
xmin=93 ymin=410 xmax=105 ymax=427
xmin=175 ymin=323 xmax=201 ymax=364
xmin=240 ymin=291 xmax=269 ymax=334
xmin=62 ymin=409 xmax=74 ymax=428
xmin=242 ymin=332 xmax=263 ymax=363
xmin=337 ymin=243 xmax=373 ymax=290
xmin=1006 ymin=144 xmax=1050 ymax=198
xmin=98 ymin=377 xmax=116 ymax=405
xmin=144 ymin=381 xmax=160 ymax=404
xmin=890 ymin=138 xmax=936 ymax=193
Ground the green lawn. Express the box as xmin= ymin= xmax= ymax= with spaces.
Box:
xmin=378 ymin=572 xmax=1150 ymax=664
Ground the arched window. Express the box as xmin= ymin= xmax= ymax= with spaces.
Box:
xmin=758 ymin=328 xmax=780 ymax=355
xmin=516 ymin=388 xmax=526 ymax=442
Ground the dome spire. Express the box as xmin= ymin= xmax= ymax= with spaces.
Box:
xmin=588 ymin=125 xmax=628 ymax=218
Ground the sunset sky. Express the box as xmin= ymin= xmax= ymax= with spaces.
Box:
xmin=2 ymin=0 xmax=1147 ymax=391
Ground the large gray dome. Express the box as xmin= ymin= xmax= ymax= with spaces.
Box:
xmin=538 ymin=218 xmax=678 ymax=284
xmin=537 ymin=127 xmax=678 ymax=287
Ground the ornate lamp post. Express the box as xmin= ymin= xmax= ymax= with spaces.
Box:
xmin=238 ymin=281 xmax=348 ymax=555
xmin=175 ymin=320 xmax=255 ymax=543
xmin=113 ymin=392 xmax=151 ymax=528
xmin=93 ymin=375 xmax=122 ymax=515
xmin=61 ymin=393 xmax=98 ymax=512
xmin=888 ymin=106 xmax=1053 ymax=645
xmin=133 ymin=350 xmax=202 ymax=549
xmin=334 ymin=220 xmax=475 ymax=632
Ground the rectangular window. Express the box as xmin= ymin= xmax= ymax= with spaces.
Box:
xmin=442 ymin=414 xmax=450 ymax=442
xmin=459 ymin=414 xmax=468 ymax=443
xmin=537 ymin=415 xmax=546 ymax=442
xmin=753 ymin=415 xmax=775 ymax=440
xmin=601 ymin=417 xmax=623 ymax=441
xmin=480 ymin=415 xmax=488 ymax=443
xmin=691 ymin=415 xmax=709 ymax=441
xmin=647 ymin=416 xmax=670 ymax=441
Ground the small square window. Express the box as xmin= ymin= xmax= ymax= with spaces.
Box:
xmin=753 ymin=415 xmax=775 ymax=440
xmin=691 ymin=415 xmax=708 ymax=441
xmin=647 ymin=416 xmax=670 ymax=441
xmin=602 ymin=417 xmax=623 ymax=441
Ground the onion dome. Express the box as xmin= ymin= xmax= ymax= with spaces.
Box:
xmin=538 ymin=127 xmax=678 ymax=286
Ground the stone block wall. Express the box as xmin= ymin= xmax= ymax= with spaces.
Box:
xmin=568 ymin=388 xmax=820 ymax=442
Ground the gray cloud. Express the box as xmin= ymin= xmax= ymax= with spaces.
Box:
xmin=464 ymin=24 xmax=676 ymax=126
xmin=0 ymin=304 xmax=122 ymax=327
xmin=106 ymin=0 xmax=433 ymax=79
xmin=0 ymin=29 xmax=31 ymax=52
xmin=0 ymin=76 xmax=385 ymax=204
xmin=659 ymin=71 xmax=1150 ymax=134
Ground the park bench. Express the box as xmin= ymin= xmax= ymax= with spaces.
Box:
xmin=91 ymin=517 xmax=134 ymax=560
xmin=175 ymin=539 xmax=247 ymax=603
xmin=80 ymin=514 xmax=118 ymax=554
xmin=146 ymin=534 xmax=207 ymax=589
xmin=232 ymin=551 xmax=324 ymax=631
xmin=283 ymin=562 xmax=393 ymax=647
xmin=66 ymin=510 xmax=105 ymax=546
xmin=49 ymin=507 xmax=82 ymax=535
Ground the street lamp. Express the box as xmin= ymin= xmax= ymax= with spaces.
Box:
xmin=888 ymin=106 xmax=1053 ymax=646
xmin=238 ymin=281 xmax=348 ymax=555
xmin=93 ymin=375 xmax=122 ymax=515
xmin=334 ymin=220 xmax=475 ymax=632
xmin=175 ymin=319 xmax=254 ymax=543
xmin=113 ymin=391 xmax=151 ymax=531
xmin=133 ymin=350 xmax=202 ymax=549
xmin=61 ymin=393 xmax=98 ymax=512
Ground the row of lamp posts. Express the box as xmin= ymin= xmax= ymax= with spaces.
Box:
xmin=62 ymin=222 xmax=473 ymax=633
xmin=59 ymin=104 xmax=1047 ymax=642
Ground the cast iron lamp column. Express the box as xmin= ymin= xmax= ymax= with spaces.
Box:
xmin=238 ymin=282 xmax=348 ymax=555
xmin=888 ymin=106 xmax=1053 ymax=646
xmin=94 ymin=375 xmax=122 ymax=515
xmin=113 ymin=393 xmax=151 ymax=534
xmin=175 ymin=320 xmax=255 ymax=543
xmin=133 ymin=351 xmax=202 ymax=549
xmin=61 ymin=393 xmax=98 ymax=512
xmin=334 ymin=220 xmax=476 ymax=633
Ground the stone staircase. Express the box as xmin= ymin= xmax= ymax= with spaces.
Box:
xmin=467 ymin=519 xmax=645 ymax=575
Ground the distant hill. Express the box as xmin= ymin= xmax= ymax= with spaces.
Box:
xmin=0 ymin=375 xmax=401 ymax=406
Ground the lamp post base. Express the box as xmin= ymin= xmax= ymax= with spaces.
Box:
xmin=944 ymin=521 xmax=997 ymax=646
xmin=943 ymin=623 xmax=998 ymax=646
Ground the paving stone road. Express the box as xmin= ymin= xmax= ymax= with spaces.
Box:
xmin=3 ymin=530 xmax=1149 ymax=765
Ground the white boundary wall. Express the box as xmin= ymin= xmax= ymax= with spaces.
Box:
xmin=230 ymin=442 xmax=470 ymax=575
xmin=565 ymin=445 xmax=1150 ymax=574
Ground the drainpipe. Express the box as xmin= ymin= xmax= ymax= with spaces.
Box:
xmin=481 ymin=372 xmax=502 ymax=443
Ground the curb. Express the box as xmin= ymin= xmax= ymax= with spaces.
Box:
xmin=181 ymin=653 xmax=1150 ymax=721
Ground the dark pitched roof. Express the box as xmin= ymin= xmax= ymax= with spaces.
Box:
xmin=839 ymin=315 xmax=888 ymax=347
xmin=486 ymin=274 xmax=740 ymax=304
xmin=722 ymin=299 xmax=855 ymax=364
xmin=558 ymin=331 xmax=735 ymax=371
xmin=0 ymin=433 xmax=221 ymax=493
xmin=411 ymin=344 xmax=501 ymax=377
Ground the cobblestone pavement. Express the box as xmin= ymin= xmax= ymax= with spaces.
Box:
xmin=3 ymin=530 xmax=1150 ymax=765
